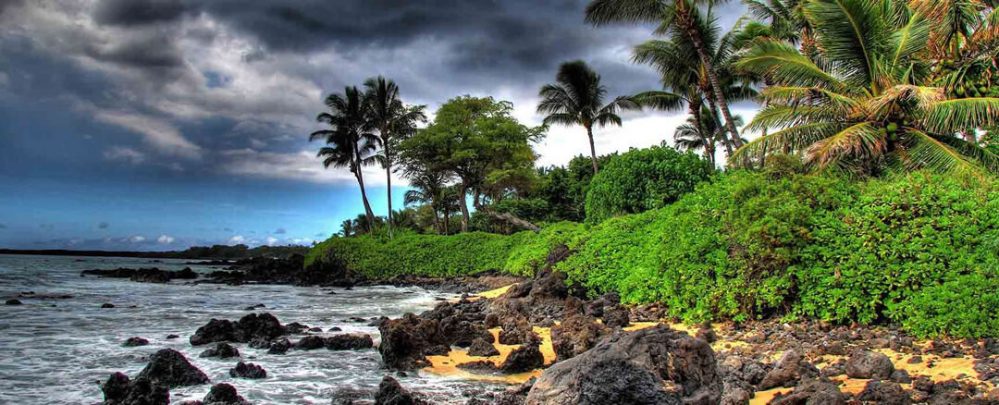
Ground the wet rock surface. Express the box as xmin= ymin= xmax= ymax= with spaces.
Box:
xmin=81 ymin=267 xmax=198 ymax=283
xmin=201 ymin=383 xmax=249 ymax=405
xmin=101 ymin=372 xmax=170 ymax=405
xmin=229 ymin=361 xmax=266 ymax=379
xmin=135 ymin=349 xmax=210 ymax=388
xmin=199 ymin=342 xmax=240 ymax=359
xmin=189 ymin=312 xmax=287 ymax=346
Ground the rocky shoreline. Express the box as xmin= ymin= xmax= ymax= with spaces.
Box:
xmin=91 ymin=247 xmax=999 ymax=404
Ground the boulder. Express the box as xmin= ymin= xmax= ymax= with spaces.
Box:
xmin=845 ymin=350 xmax=894 ymax=379
xmin=101 ymin=303 xmax=115 ymax=309
xmin=501 ymin=342 xmax=544 ymax=373
xmin=758 ymin=350 xmax=818 ymax=389
xmin=267 ymin=338 xmax=291 ymax=355
xmin=326 ymin=333 xmax=374 ymax=350
xmin=190 ymin=313 xmax=286 ymax=346
xmin=190 ymin=319 xmax=237 ymax=346
xmin=378 ymin=313 xmax=444 ymax=369
xmin=5 ymin=299 xmax=22 ymax=305
xmin=123 ymin=337 xmax=150 ymax=347
xmin=295 ymin=335 xmax=327 ymax=350
xmin=550 ymin=314 xmax=608 ymax=362
xmin=229 ymin=361 xmax=266 ymax=379
xmin=199 ymin=343 xmax=240 ymax=359
xmin=525 ymin=326 xmax=721 ymax=405
xmin=499 ymin=317 xmax=535 ymax=345
xmin=375 ymin=375 xmax=424 ymax=405
xmin=136 ymin=349 xmax=209 ymax=388
xmin=468 ymin=338 xmax=500 ymax=357
xmin=770 ymin=379 xmax=847 ymax=405
xmin=202 ymin=383 xmax=249 ymax=405
xmin=857 ymin=380 xmax=910 ymax=405
xmin=102 ymin=372 xmax=170 ymax=405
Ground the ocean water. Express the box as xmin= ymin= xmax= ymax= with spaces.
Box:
xmin=0 ymin=254 xmax=502 ymax=404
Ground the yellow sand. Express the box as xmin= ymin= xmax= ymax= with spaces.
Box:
xmin=459 ymin=284 xmax=514 ymax=303
xmin=423 ymin=326 xmax=556 ymax=384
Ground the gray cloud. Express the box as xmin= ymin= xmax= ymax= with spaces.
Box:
xmin=93 ymin=0 xmax=186 ymax=27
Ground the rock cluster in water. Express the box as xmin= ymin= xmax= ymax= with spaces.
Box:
xmin=81 ymin=267 xmax=198 ymax=283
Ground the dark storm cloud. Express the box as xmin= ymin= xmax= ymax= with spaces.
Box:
xmin=93 ymin=0 xmax=186 ymax=26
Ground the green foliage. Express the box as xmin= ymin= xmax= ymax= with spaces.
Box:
xmin=504 ymin=222 xmax=586 ymax=276
xmin=795 ymin=173 xmax=999 ymax=328
xmin=584 ymin=146 xmax=714 ymax=224
xmin=890 ymin=274 xmax=999 ymax=338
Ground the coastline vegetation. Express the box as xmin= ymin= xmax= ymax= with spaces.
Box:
xmin=306 ymin=0 xmax=999 ymax=338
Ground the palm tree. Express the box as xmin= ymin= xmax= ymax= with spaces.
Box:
xmin=744 ymin=0 xmax=816 ymax=58
xmin=403 ymin=170 xmax=450 ymax=234
xmin=586 ymin=0 xmax=745 ymax=149
xmin=537 ymin=60 xmax=638 ymax=173
xmin=339 ymin=219 xmax=356 ymax=237
xmin=309 ymin=86 xmax=379 ymax=230
xmin=673 ymin=107 xmax=744 ymax=165
xmin=732 ymin=0 xmax=999 ymax=177
xmin=363 ymin=76 xmax=427 ymax=237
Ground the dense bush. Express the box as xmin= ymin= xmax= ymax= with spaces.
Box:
xmin=309 ymin=170 xmax=999 ymax=337
xmin=584 ymin=146 xmax=714 ymax=224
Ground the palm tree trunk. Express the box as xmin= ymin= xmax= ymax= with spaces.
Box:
xmin=458 ymin=183 xmax=470 ymax=233
xmin=707 ymin=98 xmax=735 ymax=157
xmin=678 ymin=5 xmax=742 ymax=149
xmin=382 ymin=132 xmax=394 ymax=238
xmin=352 ymin=145 xmax=375 ymax=232
xmin=586 ymin=125 xmax=599 ymax=173
xmin=430 ymin=203 xmax=441 ymax=234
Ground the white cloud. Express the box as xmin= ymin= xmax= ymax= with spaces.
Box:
xmin=129 ymin=235 xmax=146 ymax=243
xmin=93 ymin=111 xmax=203 ymax=159
xmin=228 ymin=235 xmax=245 ymax=244
xmin=266 ymin=236 xmax=278 ymax=246
xmin=103 ymin=146 xmax=146 ymax=164
xmin=157 ymin=234 xmax=175 ymax=244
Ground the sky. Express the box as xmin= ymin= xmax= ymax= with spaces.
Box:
xmin=0 ymin=0 xmax=753 ymax=251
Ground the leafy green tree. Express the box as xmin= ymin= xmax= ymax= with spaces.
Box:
xmin=363 ymin=76 xmax=426 ymax=237
xmin=310 ymin=86 xmax=379 ymax=230
xmin=585 ymin=146 xmax=715 ymax=223
xmin=733 ymin=0 xmax=999 ymax=177
xmin=586 ymin=0 xmax=745 ymax=149
xmin=537 ymin=60 xmax=638 ymax=173
xmin=400 ymin=96 xmax=544 ymax=232
xmin=674 ymin=107 xmax=744 ymax=165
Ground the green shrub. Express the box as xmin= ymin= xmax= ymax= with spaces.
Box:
xmin=794 ymin=172 xmax=999 ymax=327
xmin=584 ymin=146 xmax=714 ymax=224
xmin=890 ymin=273 xmax=999 ymax=338
xmin=504 ymin=222 xmax=586 ymax=276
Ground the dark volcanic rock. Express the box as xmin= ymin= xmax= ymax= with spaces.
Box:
xmin=857 ymin=380 xmax=910 ymax=405
xmin=468 ymin=338 xmax=500 ymax=357
xmin=122 ymin=337 xmax=150 ymax=347
xmin=189 ymin=313 xmax=286 ymax=346
xmin=267 ymin=338 xmax=291 ymax=355
xmin=202 ymin=383 xmax=249 ymax=405
xmin=499 ymin=317 xmax=535 ymax=345
xmin=550 ymin=313 xmax=608 ymax=362
xmin=457 ymin=360 xmax=499 ymax=372
xmin=295 ymin=335 xmax=327 ymax=350
xmin=326 ymin=333 xmax=374 ymax=350
xmin=759 ymin=349 xmax=818 ymax=389
xmin=770 ymin=379 xmax=847 ymax=405
xmin=101 ymin=303 xmax=115 ymax=308
xmin=199 ymin=342 xmax=240 ymax=359
xmin=601 ymin=307 xmax=630 ymax=329
xmin=5 ymin=299 xmax=22 ymax=305
xmin=135 ymin=349 xmax=209 ymax=388
xmin=81 ymin=267 xmax=198 ymax=283
xmin=205 ymin=254 xmax=352 ymax=286
xmin=525 ymin=326 xmax=721 ymax=405
xmin=378 ymin=313 xmax=445 ymax=369
xmin=501 ymin=342 xmax=544 ymax=373
xmin=375 ymin=375 xmax=425 ymax=405
xmin=845 ymin=350 xmax=894 ymax=379
xmin=102 ymin=372 xmax=169 ymax=405
xmin=229 ymin=361 xmax=266 ymax=379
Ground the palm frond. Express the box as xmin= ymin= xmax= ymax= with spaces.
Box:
xmin=805 ymin=122 xmax=886 ymax=169
xmin=924 ymin=97 xmax=999 ymax=133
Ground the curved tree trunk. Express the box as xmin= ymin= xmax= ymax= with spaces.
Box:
xmin=678 ymin=5 xmax=742 ymax=149
xmin=382 ymin=131 xmax=394 ymax=238
xmin=352 ymin=144 xmax=375 ymax=232
xmin=586 ymin=125 xmax=599 ymax=173
xmin=707 ymin=98 xmax=735 ymax=157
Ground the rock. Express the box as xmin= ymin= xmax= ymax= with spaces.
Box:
xmin=525 ymin=326 xmax=720 ymax=405
xmin=190 ymin=313 xmax=286 ymax=346
xmin=267 ymin=338 xmax=291 ymax=355
xmin=286 ymin=322 xmax=310 ymax=334
xmin=80 ymin=267 xmax=198 ymax=283
xmin=332 ymin=387 xmax=372 ymax=405
xmin=499 ymin=317 xmax=536 ymax=345
xmin=759 ymin=350 xmax=818 ymax=389
xmin=770 ymin=379 xmax=847 ymax=405
xmin=5 ymin=299 xmax=22 ymax=305
xmin=123 ymin=337 xmax=150 ymax=347
xmin=244 ymin=303 xmax=265 ymax=311
xmin=229 ymin=361 xmax=266 ymax=379
xmin=295 ymin=335 xmax=327 ymax=350
xmin=199 ymin=343 xmax=240 ymax=359
xmin=857 ymin=380 xmax=910 ymax=405
xmin=202 ymin=383 xmax=249 ymax=405
xmin=457 ymin=360 xmax=498 ymax=372
xmin=328 ymin=326 xmax=343 ymax=332
xmin=550 ymin=314 xmax=608 ymax=362
xmin=102 ymin=372 xmax=170 ymax=405
xmin=845 ymin=350 xmax=894 ymax=379
xmin=135 ymin=349 xmax=209 ymax=388
xmin=378 ymin=313 xmax=445 ymax=369
xmin=501 ymin=342 xmax=544 ymax=373
xmin=468 ymin=338 xmax=500 ymax=357
xmin=165 ymin=334 xmax=179 ymax=340
xmin=375 ymin=375 xmax=424 ymax=405
xmin=891 ymin=369 xmax=912 ymax=384
xmin=326 ymin=333 xmax=374 ymax=350
xmin=101 ymin=303 xmax=115 ymax=309
xmin=602 ymin=307 xmax=630 ymax=329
